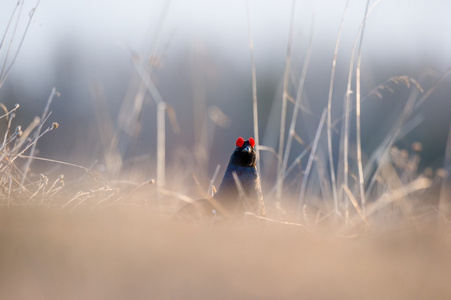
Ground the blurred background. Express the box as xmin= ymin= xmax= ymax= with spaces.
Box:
xmin=0 ymin=0 xmax=450 ymax=196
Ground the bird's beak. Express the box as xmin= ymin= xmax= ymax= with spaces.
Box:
xmin=243 ymin=145 xmax=252 ymax=153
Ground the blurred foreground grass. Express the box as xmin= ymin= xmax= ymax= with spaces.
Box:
xmin=0 ymin=205 xmax=450 ymax=300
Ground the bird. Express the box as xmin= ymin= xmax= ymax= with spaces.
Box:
xmin=177 ymin=137 xmax=266 ymax=222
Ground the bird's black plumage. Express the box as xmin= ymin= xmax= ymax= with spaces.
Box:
xmin=177 ymin=137 xmax=265 ymax=221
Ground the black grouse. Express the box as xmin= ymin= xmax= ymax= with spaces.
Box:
xmin=178 ymin=137 xmax=266 ymax=221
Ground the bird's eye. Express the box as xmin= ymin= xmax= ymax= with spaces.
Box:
xmin=236 ymin=137 xmax=244 ymax=147
xmin=249 ymin=137 xmax=255 ymax=147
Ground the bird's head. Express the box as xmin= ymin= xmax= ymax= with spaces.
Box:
xmin=229 ymin=137 xmax=256 ymax=167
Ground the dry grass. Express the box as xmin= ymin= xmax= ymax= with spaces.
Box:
xmin=0 ymin=206 xmax=450 ymax=300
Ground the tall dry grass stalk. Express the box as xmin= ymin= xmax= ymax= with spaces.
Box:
xmin=0 ymin=0 xmax=40 ymax=88
xmin=130 ymin=54 xmax=167 ymax=193
xmin=0 ymin=93 xmax=69 ymax=205
xmin=298 ymin=109 xmax=327 ymax=213
xmin=279 ymin=17 xmax=314 ymax=204
xmin=21 ymin=87 xmax=59 ymax=185
xmin=157 ymin=101 xmax=166 ymax=190
xmin=439 ymin=124 xmax=451 ymax=214
xmin=341 ymin=0 xmax=380 ymax=220
xmin=276 ymin=0 xmax=296 ymax=201
xmin=245 ymin=0 xmax=261 ymax=178
xmin=355 ymin=0 xmax=371 ymax=212
xmin=326 ymin=0 xmax=350 ymax=216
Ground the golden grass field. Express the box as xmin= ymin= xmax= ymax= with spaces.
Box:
xmin=0 ymin=203 xmax=450 ymax=300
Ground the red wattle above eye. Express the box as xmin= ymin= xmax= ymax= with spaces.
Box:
xmin=249 ymin=137 xmax=255 ymax=147
xmin=236 ymin=137 xmax=244 ymax=147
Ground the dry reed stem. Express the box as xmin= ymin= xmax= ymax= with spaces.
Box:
xmin=268 ymin=146 xmax=310 ymax=198
xmin=117 ymin=1 xmax=170 ymax=139
xmin=130 ymin=55 xmax=167 ymax=193
xmin=246 ymin=0 xmax=261 ymax=178
xmin=341 ymin=0 xmax=381 ymax=217
xmin=327 ymin=0 xmax=350 ymax=217
xmin=157 ymin=102 xmax=166 ymax=191
xmin=331 ymin=75 xmax=423 ymax=130
xmin=0 ymin=103 xmax=19 ymax=121
xmin=208 ymin=164 xmax=221 ymax=197
xmin=21 ymin=87 xmax=59 ymax=185
xmin=414 ymin=66 xmax=451 ymax=110
xmin=276 ymin=0 xmax=296 ymax=200
xmin=0 ymin=0 xmax=25 ymax=81
xmin=1 ymin=119 xmax=54 ymax=173
xmin=342 ymin=184 xmax=370 ymax=227
xmin=0 ymin=2 xmax=20 ymax=54
xmin=298 ymin=109 xmax=327 ymax=212
xmin=343 ymin=177 xmax=432 ymax=233
xmin=279 ymin=16 xmax=314 ymax=202
xmin=0 ymin=0 xmax=41 ymax=88
xmin=258 ymin=145 xmax=278 ymax=160
xmin=368 ymin=177 xmax=431 ymax=216
xmin=439 ymin=123 xmax=451 ymax=214
xmin=355 ymin=0 xmax=370 ymax=212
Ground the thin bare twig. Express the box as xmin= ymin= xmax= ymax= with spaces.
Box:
xmin=21 ymin=87 xmax=59 ymax=185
